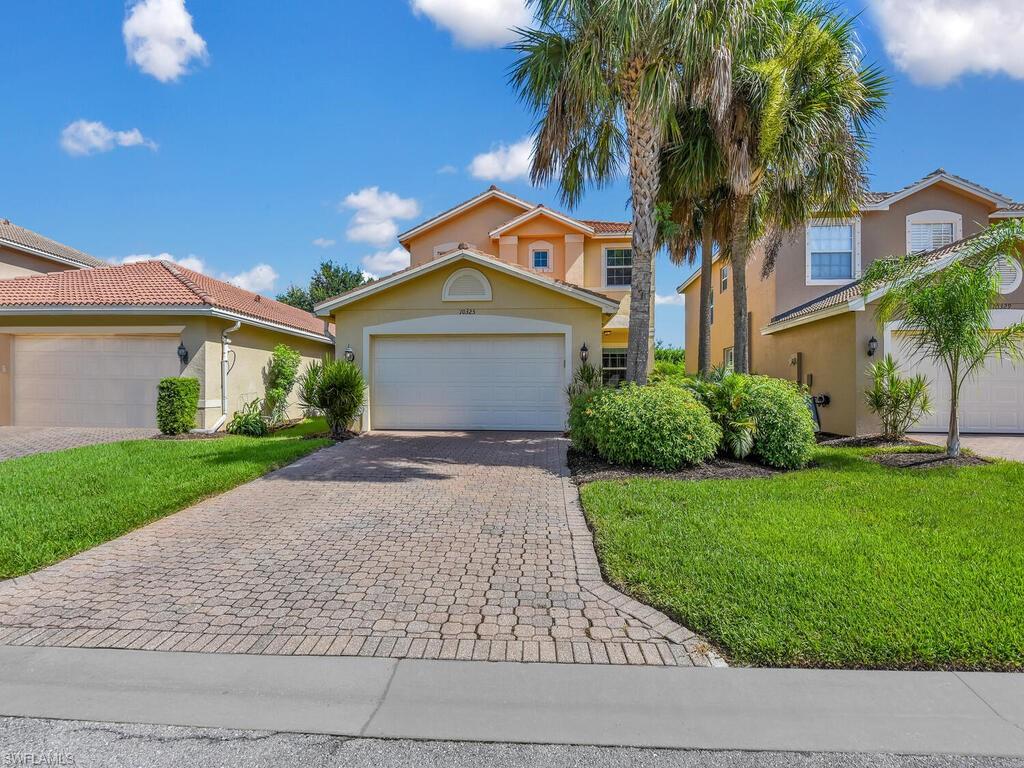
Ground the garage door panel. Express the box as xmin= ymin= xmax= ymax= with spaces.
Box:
xmin=893 ymin=334 xmax=1024 ymax=434
xmin=14 ymin=335 xmax=180 ymax=428
xmin=371 ymin=335 xmax=566 ymax=431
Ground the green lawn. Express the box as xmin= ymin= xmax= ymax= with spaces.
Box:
xmin=580 ymin=447 xmax=1024 ymax=671
xmin=0 ymin=419 xmax=331 ymax=579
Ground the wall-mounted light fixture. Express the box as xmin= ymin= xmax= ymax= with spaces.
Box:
xmin=580 ymin=343 xmax=589 ymax=363
xmin=177 ymin=342 xmax=189 ymax=365
xmin=343 ymin=344 xmax=356 ymax=363
xmin=867 ymin=336 xmax=878 ymax=357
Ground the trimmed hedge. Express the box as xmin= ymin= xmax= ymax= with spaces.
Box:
xmin=570 ymin=384 xmax=720 ymax=470
xmin=156 ymin=377 xmax=200 ymax=435
xmin=744 ymin=376 xmax=817 ymax=469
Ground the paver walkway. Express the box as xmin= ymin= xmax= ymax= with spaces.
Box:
xmin=0 ymin=432 xmax=720 ymax=666
xmin=914 ymin=433 xmax=1024 ymax=462
xmin=0 ymin=427 xmax=157 ymax=462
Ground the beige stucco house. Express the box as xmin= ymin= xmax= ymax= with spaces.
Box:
xmin=314 ymin=186 xmax=639 ymax=431
xmin=679 ymin=169 xmax=1024 ymax=436
xmin=0 ymin=222 xmax=332 ymax=429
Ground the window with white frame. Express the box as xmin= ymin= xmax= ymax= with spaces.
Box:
xmin=720 ymin=264 xmax=729 ymax=292
xmin=807 ymin=222 xmax=857 ymax=283
xmin=604 ymin=247 xmax=633 ymax=287
xmin=602 ymin=348 xmax=627 ymax=386
xmin=529 ymin=241 xmax=553 ymax=271
xmin=723 ymin=346 xmax=735 ymax=370
xmin=906 ymin=210 xmax=961 ymax=254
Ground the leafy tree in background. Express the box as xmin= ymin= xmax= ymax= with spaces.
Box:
xmin=862 ymin=220 xmax=1024 ymax=457
xmin=277 ymin=260 xmax=367 ymax=312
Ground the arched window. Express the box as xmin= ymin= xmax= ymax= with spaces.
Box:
xmin=442 ymin=268 xmax=492 ymax=302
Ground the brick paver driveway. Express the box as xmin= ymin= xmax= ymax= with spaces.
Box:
xmin=0 ymin=427 xmax=157 ymax=462
xmin=0 ymin=432 xmax=719 ymax=666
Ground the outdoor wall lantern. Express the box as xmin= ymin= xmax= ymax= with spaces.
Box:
xmin=177 ymin=342 xmax=189 ymax=365
xmin=867 ymin=336 xmax=878 ymax=357
xmin=344 ymin=345 xmax=356 ymax=363
xmin=580 ymin=343 xmax=589 ymax=363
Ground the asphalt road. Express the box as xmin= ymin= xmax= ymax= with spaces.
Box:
xmin=2 ymin=717 xmax=1022 ymax=768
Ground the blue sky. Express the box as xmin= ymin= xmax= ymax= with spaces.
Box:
xmin=3 ymin=0 xmax=1024 ymax=347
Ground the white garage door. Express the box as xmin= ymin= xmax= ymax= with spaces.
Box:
xmin=371 ymin=335 xmax=566 ymax=431
xmin=14 ymin=335 xmax=181 ymax=428
xmin=892 ymin=335 xmax=1024 ymax=434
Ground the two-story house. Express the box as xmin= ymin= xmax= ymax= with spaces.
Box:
xmin=679 ymin=169 xmax=1024 ymax=436
xmin=315 ymin=186 xmax=644 ymax=432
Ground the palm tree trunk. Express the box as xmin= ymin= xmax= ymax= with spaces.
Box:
xmin=698 ymin=221 xmax=714 ymax=375
xmin=947 ymin=378 xmax=961 ymax=459
xmin=729 ymin=194 xmax=753 ymax=374
xmin=623 ymin=99 xmax=660 ymax=385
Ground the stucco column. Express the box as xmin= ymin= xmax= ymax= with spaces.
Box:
xmin=499 ymin=236 xmax=518 ymax=264
xmin=564 ymin=234 xmax=584 ymax=285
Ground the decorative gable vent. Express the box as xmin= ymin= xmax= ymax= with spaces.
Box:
xmin=442 ymin=267 xmax=492 ymax=302
xmin=995 ymin=256 xmax=1023 ymax=295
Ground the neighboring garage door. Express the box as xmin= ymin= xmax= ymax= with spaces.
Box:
xmin=13 ymin=335 xmax=181 ymax=428
xmin=371 ymin=334 xmax=566 ymax=431
xmin=892 ymin=335 xmax=1024 ymax=434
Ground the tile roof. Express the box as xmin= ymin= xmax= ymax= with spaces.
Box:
xmin=579 ymin=219 xmax=632 ymax=235
xmin=0 ymin=219 xmax=109 ymax=269
xmin=862 ymin=168 xmax=1016 ymax=209
xmin=0 ymin=260 xmax=331 ymax=339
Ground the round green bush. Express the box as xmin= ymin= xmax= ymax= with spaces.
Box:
xmin=587 ymin=384 xmax=721 ymax=470
xmin=744 ymin=375 xmax=816 ymax=469
xmin=568 ymin=387 xmax=613 ymax=454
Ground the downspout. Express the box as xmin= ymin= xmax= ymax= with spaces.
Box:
xmin=193 ymin=319 xmax=241 ymax=433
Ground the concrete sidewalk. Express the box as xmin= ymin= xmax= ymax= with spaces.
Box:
xmin=1 ymin=646 xmax=1022 ymax=757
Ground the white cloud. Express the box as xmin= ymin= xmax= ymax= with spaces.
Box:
xmin=342 ymin=187 xmax=420 ymax=247
xmin=655 ymin=293 xmax=685 ymax=307
xmin=116 ymin=252 xmax=278 ymax=293
xmin=312 ymin=237 xmax=336 ymax=248
xmin=469 ymin=136 xmax=534 ymax=182
xmin=410 ymin=0 xmax=530 ymax=47
xmin=123 ymin=0 xmax=208 ymax=82
xmin=60 ymin=120 xmax=158 ymax=156
xmin=361 ymin=247 xmax=411 ymax=278
xmin=436 ymin=164 xmax=459 ymax=175
xmin=868 ymin=0 xmax=1024 ymax=85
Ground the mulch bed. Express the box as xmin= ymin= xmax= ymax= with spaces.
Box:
xmin=567 ymin=446 xmax=779 ymax=484
xmin=817 ymin=434 xmax=925 ymax=449
xmin=869 ymin=452 xmax=988 ymax=470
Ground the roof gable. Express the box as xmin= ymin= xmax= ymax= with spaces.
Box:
xmin=314 ymin=248 xmax=620 ymax=314
xmin=397 ymin=187 xmax=534 ymax=246
xmin=489 ymin=207 xmax=594 ymax=238
xmin=861 ymin=169 xmax=1013 ymax=211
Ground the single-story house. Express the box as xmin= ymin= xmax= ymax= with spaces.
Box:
xmin=314 ymin=247 xmax=620 ymax=432
xmin=0 ymin=259 xmax=333 ymax=429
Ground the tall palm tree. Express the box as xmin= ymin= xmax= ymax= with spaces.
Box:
xmin=695 ymin=0 xmax=888 ymax=372
xmin=511 ymin=0 xmax=755 ymax=383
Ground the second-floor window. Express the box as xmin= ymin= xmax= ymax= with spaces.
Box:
xmin=604 ymin=247 xmax=633 ymax=287
xmin=532 ymin=250 xmax=550 ymax=270
xmin=909 ymin=222 xmax=954 ymax=254
xmin=720 ymin=265 xmax=729 ymax=292
xmin=807 ymin=223 xmax=855 ymax=282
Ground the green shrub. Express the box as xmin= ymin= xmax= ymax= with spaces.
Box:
xmin=744 ymin=376 xmax=816 ymax=469
xmin=297 ymin=359 xmax=324 ymax=416
xmin=316 ymin=359 xmax=366 ymax=439
xmin=565 ymin=361 xmax=603 ymax=401
xmin=684 ymin=372 xmax=756 ymax=459
xmin=587 ymin=384 xmax=720 ymax=470
xmin=654 ymin=342 xmax=685 ymax=366
xmin=649 ymin=359 xmax=687 ymax=384
xmin=263 ymin=344 xmax=303 ymax=424
xmin=865 ymin=354 xmax=932 ymax=440
xmin=567 ymin=386 xmax=613 ymax=454
xmin=156 ymin=377 xmax=200 ymax=435
xmin=227 ymin=398 xmax=270 ymax=437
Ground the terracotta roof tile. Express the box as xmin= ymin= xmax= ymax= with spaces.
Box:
xmin=0 ymin=219 xmax=109 ymax=269
xmin=579 ymin=219 xmax=632 ymax=235
xmin=0 ymin=260 xmax=331 ymax=339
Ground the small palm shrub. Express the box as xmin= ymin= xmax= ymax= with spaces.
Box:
xmin=864 ymin=354 xmax=932 ymax=440
xmin=297 ymin=359 xmax=324 ymax=416
xmin=316 ymin=359 xmax=365 ymax=439
xmin=227 ymin=398 xmax=270 ymax=437
xmin=577 ymin=384 xmax=720 ymax=470
xmin=156 ymin=377 xmax=200 ymax=435
xmin=684 ymin=372 xmax=756 ymax=459
xmin=565 ymin=361 xmax=603 ymax=401
xmin=263 ymin=344 xmax=302 ymax=424
xmin=744 ymin=376 xmax=816 ymax=469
